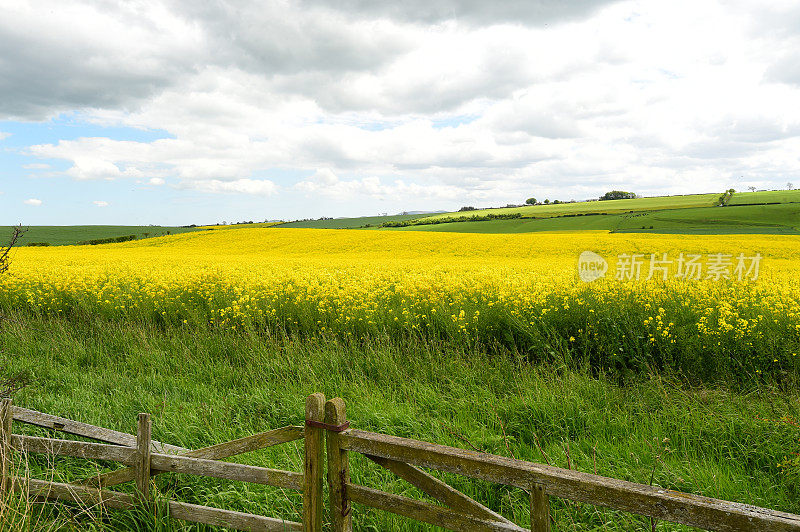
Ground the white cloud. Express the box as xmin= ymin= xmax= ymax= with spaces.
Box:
xmin=0 ymin=132 xmax=10 ymax=141
xmin=93 ymin=200 xmax=109 ymax=207
xmin=296 ymin=169 xmax=468 ymax=202
xmin=7 ymin=0 xmax=800 ymax=213
xmin=182 ymin=178 xmax=277 ymax=196
xmin=24 ymin=198 xmax=42 ymax=206
xmin=299 ymin=0 xmax=615 ymax=25
xmin=22 ymin=163 xmax=50 ymax=169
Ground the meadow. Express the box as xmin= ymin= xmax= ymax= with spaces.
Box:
xmin=273 ymin=190 xmax=800 ymax=234
xmin=415 ymin=193 xmax=723 ymax=222
xmin=392 ymin=202 xmax=800 ymax=235
xmin=2 ymin=226 xmax=199 ymax=246
xmin=1 ymin=226 xmax=800 ymax=529
xmin=728 ymin=190 xmax=800 ymax=205
xmin=277 ymin=214 xmax=427 ymax=229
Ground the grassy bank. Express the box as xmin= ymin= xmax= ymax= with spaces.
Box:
xmin=1 ymin=310 xmax=798 ymax=530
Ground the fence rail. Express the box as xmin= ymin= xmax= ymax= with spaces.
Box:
xmin=0 ymin=396 xmax=314 ymax=531
xmin=1 ymin=395 xmax=799 ymax=531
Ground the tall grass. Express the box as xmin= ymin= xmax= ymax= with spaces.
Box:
xmin=3 ymin=276 xmax=800 ymax=384
xmin=1 ymin=309 xmax=798 ymax=530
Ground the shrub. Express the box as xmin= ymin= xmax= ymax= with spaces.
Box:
xmin=77 ymin=235 xmax=137 ymax=246
xmin=600 ymin=191 xmax=637 ymax=201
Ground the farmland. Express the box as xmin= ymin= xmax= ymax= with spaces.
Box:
xmin=1 ymin=225 xmax=199 ymax=246
xmin=1 ymin=224 xmax=800 ymax=529
xmin=3 ymin=227 xmax=800 ymax=380
xmin=272 ymin=190 xmax=800 ymax=234
xmin=393 ymin=202 xmax=800 ymax=234
xmin=277 ymin=214 xmax=428 ymax=229
xmin=415 ymin=193 xmax=724 ymax=221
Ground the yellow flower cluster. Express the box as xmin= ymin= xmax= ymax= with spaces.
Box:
xmin=2 ymin=227 xmax=799 ymax=375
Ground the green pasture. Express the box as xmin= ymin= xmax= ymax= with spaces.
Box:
xmin=727 ymin=189 xmax=800 ymax=205
xmin=1 ymin=225 xmax=199 ymax=246
xmin=416 ymin=194 xmax=722 ymax=222
xmin=276 ymin=214 xmax=427 ymax=229
xmin=391 ymin=201 xmax=800 ymax=235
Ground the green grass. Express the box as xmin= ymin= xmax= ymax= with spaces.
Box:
xmin=417 ymin=194 xmax=722 ymax=222
xmin=3 ymin=226 xmax=199 ymax=246
xmin=276 ymin=214 xmax=429 ymax=229
xmin=389 ymin=203 xmax=800 ymax=235
xmin=728 ymin=189 xmax=800 ymax=205
xmin=1 ymin=310 xmax=798 ymax=530
xmin=389 ymin=215 xmax=621 ymax=233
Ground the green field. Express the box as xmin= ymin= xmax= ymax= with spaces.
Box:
xmin=276 ymin=214 xmax=428 ymax=229
xmin=416 ymin=193 xmax=722 ymax=222
xmin=391 ymin=202 xmax=800 ymax=234
xmin=3 ymin=225 xmax=199 ymax=246
xmin=2 ymin=311 xmax=798 ymax=530
xmin=728 ymin=189 xmax=800 ymax=205
xmin=12 ymin=191 xmax=800 ymax=241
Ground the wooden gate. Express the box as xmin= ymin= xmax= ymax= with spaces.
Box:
xmin=2 ymin=394 xmax=800 ymax=531
xmin=0 ymin=394 xmax=327 ymax=531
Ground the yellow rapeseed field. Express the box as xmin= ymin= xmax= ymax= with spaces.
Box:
xmin=2 ymin=227 xmax=799 ymax=377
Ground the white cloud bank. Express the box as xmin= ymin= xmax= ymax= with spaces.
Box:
xmin=6 ymin=0 xmax=800 ymax=211
xmin=24 ymin=198 xmax=42 ymax=206
xmin=93 ymin=200 xmax=109 ymax=207
xmin=180 ymin=178 xmax=277 ymax=196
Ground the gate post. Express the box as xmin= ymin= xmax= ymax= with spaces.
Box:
xmin=325 ymin=398 xmax=352 ymax=532
xmin=530 ymin=483 xmax=550 ymax=531
xmin=135 ymin=413 xmax=152 ymax=507
xmin=303 ymin=393 xmax=325 ymax=532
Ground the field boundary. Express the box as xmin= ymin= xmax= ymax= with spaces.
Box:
xmin=2 ymin=396 xmax=800 ymax=531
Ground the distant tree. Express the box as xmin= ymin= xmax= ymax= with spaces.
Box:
xmin=599 ymin=190 xmax=637 ymax=201
xmin=1 ymin=225 xmax=26 ymax=275
xmin=525 ymin=197 xmax=537 ymax=205
xmin=788 ymin=182 xmax=794 ymax=190
xmin=748 ymin=186 xmax=756 ymax=193
xmin=458 ymin=206 xmax=477 ymax=212
xmin=728 ymin=188 xmax=735 ymax=194
xmin=543 ymin=199 xmax=550 ymax=204
xmin=552 ymin=199 xmax=562 ymax=204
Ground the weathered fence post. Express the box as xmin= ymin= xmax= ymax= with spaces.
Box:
xmin=135 ymin=413 xmax=152 ymax=506
xmin=0 ymin=399 xmax=11 ymax=497
xmin=325 ymin=398 xmax=352 ymax=532
xmin=304 ymin=393 xmax=326 ymax=532
xmin=530 ymin=483 xmax=550 ymax=531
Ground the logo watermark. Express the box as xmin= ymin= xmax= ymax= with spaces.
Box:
xmin=577 ymin=251 xmax=609 ymax=282
xmin=578 ymin=252 xmax=762 ymax=282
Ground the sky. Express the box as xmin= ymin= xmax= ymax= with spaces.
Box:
xmin=1 ymin=0 xmax=800 ymax=226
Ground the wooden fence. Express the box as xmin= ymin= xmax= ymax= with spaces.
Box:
xmin=1 ymin=395 xmax=799 ymax=531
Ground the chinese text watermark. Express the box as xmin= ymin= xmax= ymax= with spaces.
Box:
xmin=578 ymin=252 xmax=762 ymax=282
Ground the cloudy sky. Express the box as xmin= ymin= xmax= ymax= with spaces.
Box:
xmin=1 ymin=0 xmax=799 ymax=225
